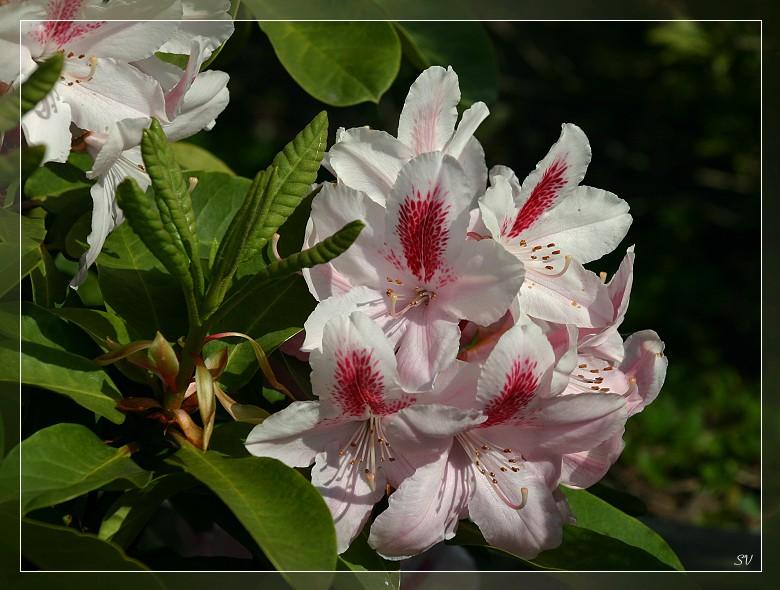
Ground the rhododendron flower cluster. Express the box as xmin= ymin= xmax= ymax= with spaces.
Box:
xmin=246 ymin=65 xmax=668 ymax=560
xmin=0 ymin=0 xmax=234 ymax=286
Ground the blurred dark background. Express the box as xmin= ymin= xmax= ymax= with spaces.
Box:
xmin=189 ymin=21 xmax=761 ymax=538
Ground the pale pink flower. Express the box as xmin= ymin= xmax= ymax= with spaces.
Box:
xmin=368 ymin=322 xmax=628 ymax=559
xmin=245 ymin=312 xmax=422 ymax=553
xmin=325 ymin=65 xmax=489 ymax=205
xmin=302 ymin=152 xmax=525 ymax=390
xmin=558 ymin=249 xmax=668 ymax=487
xmin=476 ymin=124 xmax=632 ymax=327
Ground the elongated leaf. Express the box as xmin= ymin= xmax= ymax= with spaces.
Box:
xmin=259 ymin=22 xmax=401 ymax=106
xmin=0 ymin=53 xmax=64 ymax=132
xmin=142 ymin=119 xmax=203 ymax=294
xmin=97 ymin=221 xmax=189 ymax=340
xmin=206 ymin=169 xmax=274 ymax=312
xmin=188 ymin=171 xmax=252 ymax=259
xmin=560 ymin=486 xmax=684 ymax=570
xmin=114 ymin=177 xmax=194 ymax=295
xmin=0 ymin=210 xmax=45 ymax=297
xmin=338 ymin=527 xmax=401 ymax=590
xmin=98 ymin=472 xmax=197 ymax=548
xmin=24 ymin=151 xmax=93 ymax=203
xmin=17 ymin=423 xmax=150 ymax=514
xmin=1 ymin=303 xmax=125 ymax=422
xmin=245 ymin=0 xmax=386 ymax=19
xmin=30 ymin=246 xmax=70 ymax=307
xmin=53 ymin=307 xmax=144 ymax=352
xmin=1 ymin=342 xmax=124 ymax=423
xmin=394 ymin=21 xmax=499 ymax=104
xmin=245 ymin=111 xmax=328 ymax=261
xmin=531 ymin=525 xmax=676 ymax=571
xmin=22 ymin=518 xmax=151 ymax=571
xmin=215 ymin=220 xmax=364 ymax=322
xmin=172 ymin=141 xmax=234 ymax=174
xmin=167 ymin=439 xmax=337 ymax=585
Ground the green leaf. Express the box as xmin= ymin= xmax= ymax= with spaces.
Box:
xmin=114 ymin=176 xmax=194 ymax=298
xmin=53 ymin=307 xmax=143 ymax=351
xmin=531 ymin=524 xmax=677 ymax=571
xmin=394 ymin=21 xmax=499 ymax=105
xmin=97 ymin=221 xmax=189 ymax=340
xmin=24 ymin=151 xmax=93 ymax=203
xmin=98 ymin=472 xmax=197 ymax=548
xmin=188 ymin=170 xmax=252 ymax=259
xmin=141 ymin=119 xmax=203 ymax=295
xmin=172 ymin=142 xmax=235 ymax=174
xmin=259 ymin=22 xmax=401 ymax=106
xmin=30 ymin=246 xmax=70 ymax=308
xmin=245 ymin=111 xmax=328 ymax=261
xmin=1 ymin=302 xmax=125 ymax=423
xmin=338 ymin=526 xmax=401 ymax=589
xmin=206 ymin=169 xmax=275 ymax=312
xmin=15 ymin=423 xmax=151 ymax=514
xmin=0 ymin=209 xmax=45 ymax=297
xmin=245 ymin=0 xmax=387 ymax=19
xmin=0 ymin=53 xmax=64 ymax=132
xmin=167 ymin=439 xmax=337 ymax=585
xmin=21 ymin=518 xmax=151 ymax=571
xmin=1 ymin=341 xmax=125 ymax=423
xmin=216 ymin=220 xmax=364 ymax=323
xmin=560 ymin=486 xmax=684 ymax=570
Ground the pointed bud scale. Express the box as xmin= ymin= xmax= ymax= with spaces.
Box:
xmin=150 ymin=331 xmax=179 ymax=392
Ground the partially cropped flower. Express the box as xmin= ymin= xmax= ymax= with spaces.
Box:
xmin=245 ymin=312 xmax=423 ymax=553
xmin=71 ymin=39 xmax=230 ymax=287
xmin=368 ymin=321 xmax=628 ymax=560
xmin=326 ymin=65 xmax=489 ymax=205
xmin=476 ymin=124 xmax=632 ymax=327
xmin=302 ymin=152 xmax=525 ymax=390
xmin=558 ymin=248 xmax=668 ymax=488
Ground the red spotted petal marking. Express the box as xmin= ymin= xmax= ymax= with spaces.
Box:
xmin=331 ymin=349 xmax=408 ymax=417
xmin=35 ymin=0 xmax=104 ymax=47
xmin=482 ymin=358 xmax=538 ymax=427
xmin=507 ymin=157 xmax=569 ymax=239
xmin=395 ymin=185 xmax=451 ymax=284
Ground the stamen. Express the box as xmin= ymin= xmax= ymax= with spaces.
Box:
xmin=386 ymin=287 xmax=435 ymax=317
xmin=63 ymin=56 xmax=98 ymax=83
xmin=457 ymin=432 xmax=529 ymax=510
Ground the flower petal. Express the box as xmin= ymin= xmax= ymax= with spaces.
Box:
xmin=311 ymin=312 xmax=411 ymax=418
xmin=521 ymin=185 xmax=632 ymax=265
xmin=60 ymin=59 xmax=167 ymax=133
xmin=394 ymin=307 xmax=461 ymax=391
xmin=384 ymin=152 xmax=472 ymax=286
xmin=520 ymin=260 xmax=614 ymax=328
xmin=444 ymin=101 xmax=489 ymax=160
xmin=476 ymin=322 xmax=556 ymax=423
xmin=244 ymin=401 xmax=354 ymax=467
xmin=312 ymin=440 xmax=389 ymax=554
xmin=164 ymin=69 xmax=230 ymax=141
xmin=619 ymin=330 xmax=667 ymax=416
xmin=559 ymin=430 xmax=626 ymax=488
xmin=468 ymin=460 xmax=562 ymax=559
xmin=20 ymin=93 xmax=72 ymax=164
xmin=369 ymin=444 xmax=474 ymax=560
xmin=487 ymin=391 xmax=627 ymax=457
xmin=397 ymin=65 xmax=460 ymax=154
xmin=439 ymin=238 xmax=525 ymax=327
xmin=326 ymin=127 xmax=412 ymax=205
xmin=506 ymin=123 xmax=592 ymax=239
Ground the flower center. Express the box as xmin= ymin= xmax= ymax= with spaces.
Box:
xmin=456 ymin=431 xmax=529 ymax=510
xmin=510 ymin=240 xmax=572 ymax=278
xmin=384 ymin=276 xmax=437 ymax=317
xmin=338 ymin=416 xmax=396 ymax=492
xmin=58 ymin=54 xmax=98 ymax=87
